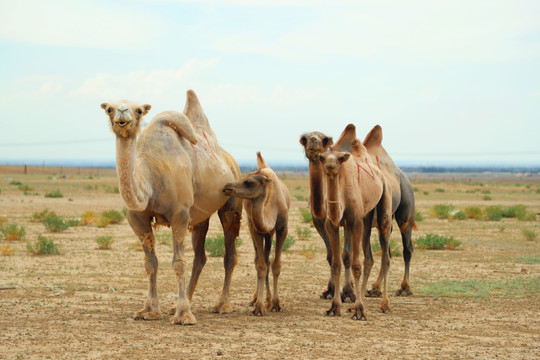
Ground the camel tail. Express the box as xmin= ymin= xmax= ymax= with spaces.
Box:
xmin=256 ymin=151 xmax=269 ymax=170
xmin=412 ymin=221 xmax=418 ymax=231
xmin=152 ymin=110 xmax=198 ymax=145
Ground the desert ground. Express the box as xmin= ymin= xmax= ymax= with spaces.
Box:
xmin=0 ymin=167 xmax=539 ymax=359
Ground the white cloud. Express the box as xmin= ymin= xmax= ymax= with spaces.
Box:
xmin=0 ymin=0 xmax=162 ymax=49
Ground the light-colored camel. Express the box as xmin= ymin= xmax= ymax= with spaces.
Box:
xmin=101 ymin=90 xmax=242 ymax=325
xmin=318 ymin=139 xmax=393 ymax=320
xmin=340 ymin=124 xmax=416 ymax=297
xmin=299 ymin=128 xmax=356 ymax=302
xmin=223 ymin=152 xmax=290 ymax=316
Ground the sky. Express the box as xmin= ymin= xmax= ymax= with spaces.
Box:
xmin=0 ymin=0 xmax=539 ymax=168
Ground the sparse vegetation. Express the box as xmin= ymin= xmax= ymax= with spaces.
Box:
xmin=96 ymin=216 xmax=111 ymax=228
xmin=415 ymin=211 xmax=424 ymax=222
xmin=296 ymin=226 xmax=311 ymax=240
xmin=1 ymin=245 xmax=15 ymax=256
xmin=435 ymin=188 xmax=445 ymax=193
xmin=522 ymin=229 xmax=537 ymax=241
xmin=294 ymin=194 xmax=307 ymax=201
xmin=45 ymin=189 xmax=63 ymax=198
xmin=96 ymin=236 xmax=114 ymax=249
xmin=301 ymin=244 xmax=317 ymax=259
xmin=1 ymin=223 xmax=26 ymax=240
xmin=371 ymin=238 xmax=402 ymax=257
xmin=31 ymin=208 xmax=55 ymax=222
xmin=299 ymin=208 xmax=313 ymax=224
xmin=484 ymin=205 xmax=503 ymax=221
xmin=27 ymin=235 xmax=59 ymax=255
xmin=417 ymin=278 xmax=540 ymax=299
xmin=464 ymin=206 xmax=483 ymax=220
xmin=451 ymin=210 xmax=466 ymax=220
xmin=206 ymin=234 xmax=226 ymax=257
xmin=80 ymin=211 xmax=98 ymax=225
xmin=416 ymin=233 xmax=461 ymax=250
xmin=9 ymin=180 xmax=22 ymax=186
xmin=18 ymin=184 xmax=34 ymax=191
xmin=432 ymin=204 xmax=454 ymax=219
xmin=482 ymin=195 xmax=492 ymax=201
xmin=0 ymin=216 xmax=8 ymax=227
xmin=156 ymin=232 xmax=172 ymax=246
xmin=101 ymin=209 xmax=123 ymax=224
xmin=42 ymin=213 xmax=69 ymax=233
xmin=282 ymin=235 xmax=296 ymax=253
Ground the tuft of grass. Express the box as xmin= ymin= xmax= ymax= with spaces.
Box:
xmin=296 ymin=226 xmax=311 ymax=240
xmin=80 ymin=211 xmax=98 ymax=226
xmin=1 ymin=245 xmax=16 ymax=256
xmin=9 ymin=180 xmax=22 ymax=186
xmin=301 ymin=244 xmax=317 ymax=259
xmin=432 ymin=204 xmax=454 ymax=219
xmin=0 ymin=216 xmax=7 ymax=227
xmin=522 ymin=229 xmax=537 ymax=241
xmin=101 ymin=209 xmax=123 ymax=224
xmin=481 ymin=189 xmax=491 ymax=194
xmin=282 ymin=235 xmax=296 ymax=253
xmin=45 ymin=189 xmax=63 ymax=198
xmin=415 ymin=233 xmax=461 ymax=250
xmin=482 ymin=195 xmax=492 ymax=201
xmin=1 ymin=223 xmax=26 ymax=241
xmin=27 ymin=235 xmax=59 ymax=255
xmin=417 ymin=278 xmax=540 ymax=299
xmin=413 ymin=187 xmax=419 ymax=192
xmin=415 ymin=211 xmax=424 ymax=222
xmin=464 ymin=206 xmax=483 ymax=220
xmin=96 ymin=236 xmax=114 ymax=249
xmin=31 ymin=208 xmax=55 ymax=222
xmin=299 ymin=208 xmax=313 ymax=225
xmin=294 ymin=194 xmax=307 ymax=201
xmin=423 ymin=191 xmax=429 ymax=195
xmin=371 ymin=238 xmax=402 ymax=257
xmin=484 ymin=205 xmax=503 ymax=221
xmin=514 ymin=255 xmax=540 ymax=263
xmin=96 ymin=216 xmax=111 ymax=228
xmin=206 ymin=234 xmax=226 ymax=257
xmin=42 ymin=213 xmax=68 ymax=233
xmin=435 ymin=188 xmax=445 ymax=193
xmin=18 ymin=184 xmax=34 ymax=191
xmin=452 ymin=210 xmax=466 ymax=220
xmin=132 ymin=240 xmax=143 ymax=251
xmin=156 ymin=232 xmax=172 ymax=246
xmin=502 ymin=205 xmax=536 ymax=221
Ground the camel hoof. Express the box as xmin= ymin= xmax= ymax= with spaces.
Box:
xmin=379 ymin=300 xmax=391 ymax=313
xmin=168 ymin=306 xmax=176 ymax=315
xmin=320 ymin=284 xmax=335 ymax=299
xmin=395 ymin=286 xmax=413 ymax=297
xmin=341 ymin=284 xmax=356 ymax=303
xmin=365 ymin=286 xmax=382 ymax=298
xmin=325 ymin=302 xmax=341 ymax=317
xmin=170 ymin=312 xmax=197 ymax=325
xmin=269 ymin=301 xmax=283 ymax=313
xmin=352 ymin=313 xmax=367 ymax=321
xmin=251 ymin=303 xmax=266 ymax=317
xmin=133 ymin=310 xmax=162 ymax=321
xmin=212 ymin=302 xmax=233 ymax=314
xmin=351 ymin=304 xmax=367 ymax=321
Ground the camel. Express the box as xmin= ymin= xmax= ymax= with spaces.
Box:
xmin=299 ymin=128 xmax=357 ymax=302
xmin=223 ymin=152 xmax=290 ymax=316
xmin=300 ymin=124 xmax=416 ymax=299
xmin=100 ymin=90 xmax=242 ymax=325
xmin=318 ymin=139 xmax=393 ymax=320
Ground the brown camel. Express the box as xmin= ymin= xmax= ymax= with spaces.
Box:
xmin=100 ymin=90 xmax=242 ymax=325
xmin=223 ymin=152 xmax=290 ymax=316
xmin=299 ymin=128 xmax=356 ymax=302
xmin=319 ymin=139 xmax=393 ymax=320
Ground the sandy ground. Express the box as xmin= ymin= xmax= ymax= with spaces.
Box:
xmin=0 ymin=173 xmax=539 ymax=359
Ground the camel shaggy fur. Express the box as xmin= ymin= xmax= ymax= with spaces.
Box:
xmin=319 ymin=139 xmax=393 ymax=320
xmin=101 ymin=90 xmax=242 ymax=325
xmin=223 ymin=152 xmax=290 ymax=316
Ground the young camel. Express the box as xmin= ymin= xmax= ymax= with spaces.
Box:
xmin=101 ymin=90 xmax=242 ymax=325
xmin=223 ymin=152 xmax=290 ymax=316
xmin=319 ymin=139 xmax=393 ymax=320
xmin=299 ymin=127 xmax=357 ymax=302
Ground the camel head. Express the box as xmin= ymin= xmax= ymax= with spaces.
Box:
xmin=319 ymin=150 xmax=351 ymax=179
xmin=101 ymin=100 xmax=151 ymax=138
xmin=223 ymin=170 xmax=273 ymax=200
xmin=299 ymin=132 xmax=333 ymax=161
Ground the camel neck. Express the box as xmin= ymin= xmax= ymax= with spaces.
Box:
xmin=115 ymin=137 xmax=151 ymax=211
xmin=308 ymin=160 xmax=325 ymax=219
xmin=250 ymin=185 xmax=276 ymax=234
xmin=325 ymin=174 xmax=341 ymax=227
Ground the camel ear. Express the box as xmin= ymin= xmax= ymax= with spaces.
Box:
xmin=322 ymin=137 xmax=333 ymax=147
xmin=256 ymin=151 xmax=269 ymax=170
xmin=142 ymin=104 xmax=151 ymax=115
xmin=299 ymin=135 xmax=308 ymax=146
xmin=338 ymin=153 xmax=351 ymax=163
xmin=101 ymin=103 xmax=113 ymax=115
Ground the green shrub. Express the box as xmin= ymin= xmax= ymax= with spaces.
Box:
xmin=1 ymin=223 xmax=26 ymax=241
xmin=101 ymin=209 xmax=123 ymax=224
xmin=0 ymin=216 xmax=7 ymax=227
xmin=522 ymin=229 xmax=537 ymax=241
xmin=415 ymin=211 xmax=424 ymax=222
xmin=282 ymin=235 xmax=296 ymax=253
xmin=464 ymin=206 xmax=483 ymax=220
xmin=299 ymin=208 xmax=313 ymax=224
xmin=294 ymin=194 xmax=307 ymax=201
xmin=296 ymin=226 xmax=311 ymax=240
xmin=481 ymin=189 xmax=491 ymax=194
xmin=484 ymin=206 xmax=503 ymax=221
xmin=9 ymin=180 xmax=22 ymax=186
xmin=96 ymin=216 xmax=111 ymax=228
xmin=66 ymin=219 xmax=81 ymax=227
xmin=31 ymin=209 xmax=55 ymax=222
xmin=27 ymin=235 xmax=59 ymax=255
xmin=452 ymin=210 xmax=466 ymax=220
xmin=435 ymin=188 xmax=445 ymax=193
xmin=80 ymin=211 xmax=97 ymax=225
xmin=42 ymin=213 xmax=69 ymax=233
xmin=482 ymin=196 xmax=492 ymax=201
xmin=413 ymin=187 xmax=419 ymax=192
xmin=432 ymin=204 xmax=454 ymax=219
xmin=18 ymin=184 xmax=34 ymax=191
xmin=502 ymin=205 xmax=536 ymax=221
xmin=206 ymin=234 xmax=226 ymax=257
xmin=45 ymin=189 xmax=63 ymax=198
xmin=416 ymin=233 xmax=461 ymax=250
xmin=371 ymin=238 xmax=402 ymax=257
xmin=96 ymin=236 xmax=114 ymax=249
xmin=156 ymin=232 xmax=172 ymax=246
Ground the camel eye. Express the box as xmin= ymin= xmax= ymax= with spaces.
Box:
xmin=136 ymin=109 xmax=142 ymax=115
xmin=244 ymin=179 xmax=253 ymax=186
xmin=107 ymin=108 xmax=113 ymax=114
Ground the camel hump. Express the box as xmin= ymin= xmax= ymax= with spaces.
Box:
xmin=183 ymin=89 xmax=212 ymax=134
xmin=334 ymin=124 xmax=356 ymax=152
xmin=351 ymin=138 xmax=367 ymax=157
xmin=363 ymin=125 xmax=383 ymax=148
xmin=257 ymin=151 xmax=269 ymax=170
xmin=152 ymin=110 xmax=198 ymax=145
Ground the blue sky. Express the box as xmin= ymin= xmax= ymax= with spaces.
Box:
xmin=1 ymin=0 xmax=539 ymax=167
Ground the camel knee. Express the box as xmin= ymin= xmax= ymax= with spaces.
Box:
xmin=256 ymin=261 xmax=267 ymax=278
xmin=140 ymin=232 xmax=155 ymax=252
xmin=342 ymin=251 xmax=351 ymax=268
xmin=144 ymin=254 xmax=158 ymax=276
xmin=271 ymin=260 xmax=281 ymax=277
xmin=172 ymin=255 xmax=186 ymax=278
xmin=331 ymin=261 xmax=341 ymax=273
xmin=351 ymin=262 xmax=362 ymax=278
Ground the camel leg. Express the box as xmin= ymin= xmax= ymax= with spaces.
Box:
xmin=350 ymin=221 xmax=368 ymax=320
xmin=324 ymin=220 xmax=341 ymax=316
xmin=366 ymin=212 xmax=383 ymax=298
xmin=313 ymin=216 xmax=335 ymax=299
xmin=377 ymin=187 xmax=393 ymax=313
xmin=249 ymin=222 xmax=267 ymax=316
xmin=396 ymin=210 xmax=415 ymax=296
xmin=269 ymin=222 xmax=287 ymax=312
xmin=212 ymin=198 xmax=241 ymax=314
xmin=169 ymin=218 xmax=210 ymax=315
xmin=341 ymin=226 xmax=356 ymax=303
xmin=263 ymin=233 xmax=273 ymax=308
xmin=128 ymin=211 xmax=162 ymax=321
xmin=170 ymin=209 xmax=197 ymax=325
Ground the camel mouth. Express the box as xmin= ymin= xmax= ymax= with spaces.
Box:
xmin=116 ymin=120 xmax=129 ymax=127
xmin=305 ymin=150 xmax=320 ymax=161
xmin=223 ymin=187 xmax=234 ymax=196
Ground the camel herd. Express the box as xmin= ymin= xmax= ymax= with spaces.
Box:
xmin=100 ymin=90 xmax=415 ymax=325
